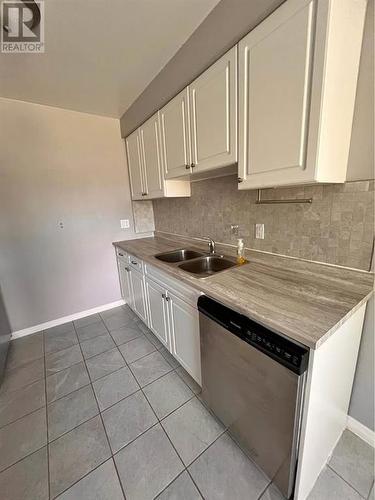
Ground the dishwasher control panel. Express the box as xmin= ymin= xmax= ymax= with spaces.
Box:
xmin=243 ymin=328 xmax=308 ymax=374
xmin=198 ymin=295 xmax=309 ymax=375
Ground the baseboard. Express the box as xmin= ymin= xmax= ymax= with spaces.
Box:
xmin=11 ymin=300 xmax=126 ymax=340
xmin=347 ymin=415 xmax=375 ymax=447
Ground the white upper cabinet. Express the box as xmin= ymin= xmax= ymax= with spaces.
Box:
xmin=160 ymin=49 xmax=238 ymax=178
xmin=238 ymin=0 xmax=367 ymax=189
xmin=125 ymin=129 xmax=144 ymax=200
xmin=139 ymin=113 xmax=163 ymax=199
xmin=160 ymin=89 xmax=191 ymax=179
xmin=125 ymin=112 xmax=190 ymax=200
xmin=190 ymin=46 xmax=237 ymax=174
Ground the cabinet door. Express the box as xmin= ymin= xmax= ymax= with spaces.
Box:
xmin=238 ymin=0 xmax=315 ymax=189
xmin=190 ymin=47 xmax=237 ymax=173
xmin=145 ymin=278 xmax=169 ymax=348
xmin=160 ymin=88 xmax=191 ymax=179
xmin=129 ymin=269 xmax=147 ymax=323
xmin=139 ymin=113 xmax=164 ymax=199
xmin=118 ymin=260 xmax=133 ymax=308
xmin=125 ymin=129 xmax=145 ymax=200
xmin=168 ymin=293 xmax=201 ymax=385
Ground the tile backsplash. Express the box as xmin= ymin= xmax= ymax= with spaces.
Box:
xmin=153 ymin=175 xmax=375 ymax=271
xmin=132 ymin=200 xmax=155 ymax=233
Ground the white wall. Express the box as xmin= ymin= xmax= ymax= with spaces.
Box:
xmin=346 ymin=0 xmax=374 ymax=181
xmin=0 ymin=98 xmax=136 ymax=331
xmin=349 ymin=296 xmax=375 ymax=431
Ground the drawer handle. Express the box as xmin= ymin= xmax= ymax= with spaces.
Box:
xmin=131 ymin=260 xmax=138 ymax=265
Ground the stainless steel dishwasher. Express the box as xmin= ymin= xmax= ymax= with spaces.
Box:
xmin=198 ymin=296 xmax=309 ymax=499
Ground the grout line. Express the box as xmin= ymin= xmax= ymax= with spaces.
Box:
xmin=42 ymin=332 xmax=51 ymax=500
xmin=114 ymin=328 xmax=214 ymax=500
xmin=256 ymin=482 xmax=271 ymax=500
xmin=111 ymin=454 xmax=128 ymax=500
xmin=50 ymin=457 xmax=118 ymax=500
xmin=327 ymin=464 xmax=369 ymax=499
xmin=368 ymin=481 xmax=374 ymax=500
xmin=122 ymin=348 xmax=193 ymax=498
xmin=185 ymin=469 xmax=205 ymax=500
xmin=5 ymin=352 xmax=45 ymax=373
xmin=0 ymin=370 xmax=45 ymax=398
xmin=45 ymin=322 xmax=151 ymax=386
xmin=129 ymin=363 xmax=175 ymax=390
xmin=72 ymin=321 xmax=128 ymax=500
xmin=45 ymin=358 xmax=84 ymax=378
xmin=111 ymin=421 xmax=160 ymax=457
xmin=156 ymin=396 xmax=209 ymax=500
xmin=4 ymin=322 xmax=261 ymax=500
xmin=44 ymin=330 xmax=78 ymax=355
xmin=46 ymin=389 xmax=100 ymax=446
xmin=0 ymin=391 xmax=46 ymax=431
xmin=0 ymin=442 xmax=48 ymax=476
xmin=46 ymin=378 xmax=91 ymax=405
xmin=89 ymin=363 xmax=129 ymax=386
xmin=153 ymin=470 xmax=192 ymax=499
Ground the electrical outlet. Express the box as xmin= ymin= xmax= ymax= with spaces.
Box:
xmin=230 ymin=224 xmax=239 ymax=236
xmin=255 ymin=223 xmax=265 ymax=239
xmin=120 ymin=219 xmax=130 ymax=229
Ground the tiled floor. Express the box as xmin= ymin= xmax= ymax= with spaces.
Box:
xmin=0 ymin=305 xmax=373 ymax=499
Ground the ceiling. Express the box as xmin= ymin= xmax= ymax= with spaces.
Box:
xmin=0 ymin=0 xmax=220 ymax=117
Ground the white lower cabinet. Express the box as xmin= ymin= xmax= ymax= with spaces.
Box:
xmin=129 ymin=268 xmax=147 ymax=324
xmin=117 ymin=252 xmax=202 ymax=385
xmin=118 ymin=261 xmax=133 ymax=309
xmin=168 ymin=292 xmax=201 ymax=385
xmin=145 ymin=277 xmax=169 ymax=348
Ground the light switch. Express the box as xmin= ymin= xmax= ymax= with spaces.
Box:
xmin=255 ymin=224 xmax=265 ymax=239
xmin=120 ymin=219 xmax=130 ymax=229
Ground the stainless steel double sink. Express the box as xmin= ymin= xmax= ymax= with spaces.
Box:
xmin=154 ymin=248 xmax=242 ymax=278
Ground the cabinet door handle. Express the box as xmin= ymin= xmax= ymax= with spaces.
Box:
xmin=118 ymin=252 xmax=124 ymax=257
xmin=131 ymin=260 xmax=138 ymax=265
xmin=238 ymin=177 xmax=243 ymax=183
xmin=125 ymin=267 xmax=130 ymax=272
xmin=191 ymin=163 xmax=195 ymax=169
xmin=165 ymin=296 xmax=170 ymax=302
xmin=185 ymin=164 xmax=190 ymax=170
xmin=162 ymin=293 xmax=166 ymax=299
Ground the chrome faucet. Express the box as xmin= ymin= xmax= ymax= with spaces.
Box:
xmin=203 ymin=236 xmax=216 ymax=254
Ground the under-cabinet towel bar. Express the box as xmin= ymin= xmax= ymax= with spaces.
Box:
xmin=255 ymin=189 xmax=312 ymax=205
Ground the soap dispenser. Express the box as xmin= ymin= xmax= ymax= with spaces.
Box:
xmin=236 ymin=238 xmax=246 ymax=265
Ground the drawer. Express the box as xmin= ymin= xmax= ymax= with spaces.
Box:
xmin=116 ymin=247 xmax=128 ymax=262
xmin=145 ymin=263 xmax=201 ymax=309
xmin=128 ymin=254 xmax=144 ymax=272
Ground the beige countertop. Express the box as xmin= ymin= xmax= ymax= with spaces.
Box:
xmin=113 ymin=234 xmax=374 ymax=349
